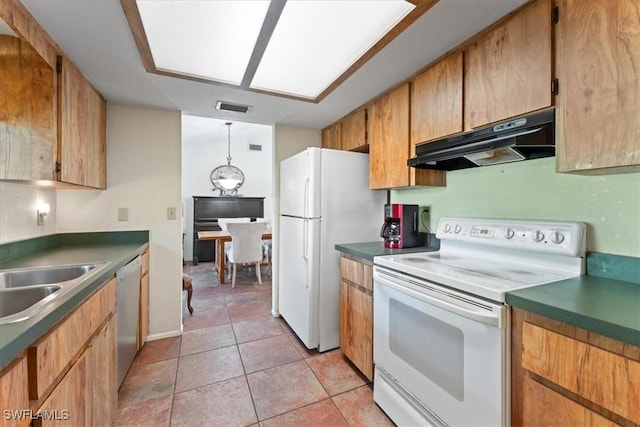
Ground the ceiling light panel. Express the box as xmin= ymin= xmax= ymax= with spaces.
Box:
xmin=137 ymin=0 xmax=269 ymax=85
xmin=250 ymin=0 xmax=415 ymax=99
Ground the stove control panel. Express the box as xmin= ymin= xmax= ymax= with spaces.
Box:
xmin=436 ymin=218 xmax=586 ymax=256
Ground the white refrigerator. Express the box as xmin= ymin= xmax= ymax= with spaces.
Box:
xmin=279 ymin=147 xmax=385 ymax=351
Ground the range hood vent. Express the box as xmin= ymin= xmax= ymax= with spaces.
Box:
xmin=408 ymin=109 xmax=555 ymax=171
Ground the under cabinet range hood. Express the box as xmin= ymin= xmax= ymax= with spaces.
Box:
xmin=408 ymin=109 xmax=555 ymax=171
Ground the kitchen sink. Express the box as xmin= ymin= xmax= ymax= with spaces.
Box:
xmin=0 ymin=264 xmax=98 ymax=288
xmin=0 ymin=285 xmax=62 ymax=322
xmin=0 ymin=262 xmax=107 ymax=324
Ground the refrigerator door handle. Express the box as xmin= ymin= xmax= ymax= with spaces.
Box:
xmin=304 ymin=178 xmax=310 ymax=218
xmin=302 ymin=219 xmax=309 ymax=262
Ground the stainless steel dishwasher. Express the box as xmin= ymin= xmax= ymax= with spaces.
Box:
xmin=116 ymin=256 xmax=141 ymax=388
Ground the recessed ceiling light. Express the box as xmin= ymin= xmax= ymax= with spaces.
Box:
xmin=124 ymin=0 xmax=433 ymax=102
xmin=250 ymin=1 xmax=415 ymax=99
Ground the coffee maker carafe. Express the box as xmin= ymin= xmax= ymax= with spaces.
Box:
xmin=380 ymin=204 xmax=420 ymax=248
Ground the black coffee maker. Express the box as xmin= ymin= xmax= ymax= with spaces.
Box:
xmin=380 ymin=204 xmax=420 ymax=248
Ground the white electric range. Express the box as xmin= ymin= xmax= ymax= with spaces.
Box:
xmin=373 ymin=217 xmax=586 ymax=427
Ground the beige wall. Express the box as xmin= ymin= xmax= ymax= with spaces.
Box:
xmin=270 ymin=124 xmax=321 ymax=316
xmin=56 ymin=103 xmax=183 ymax=339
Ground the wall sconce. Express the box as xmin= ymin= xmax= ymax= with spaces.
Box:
xmin=37 ymin=203 xmax=50 ymax=226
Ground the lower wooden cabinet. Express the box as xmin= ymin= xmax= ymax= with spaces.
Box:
xmin=35 ymin=349 xmax=91 ymax=426
xmin=89 ymin=318 xmax=117 ymax=426
xmin=339 ymin=254 xmax=373 ymax=380
xmin=0 ymin=357 xmax=30 ymax=427
xmin=512 ymin=308 xmax=640 ymax=426
xmin=0 ymin=278 xmax=117 ymax=427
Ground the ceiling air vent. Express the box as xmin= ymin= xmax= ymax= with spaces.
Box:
xmin=215 ymin=101 xmax=252 ymax=113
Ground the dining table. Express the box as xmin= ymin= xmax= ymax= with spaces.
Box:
xmin=197 ymin=230 xmax=272 ymax=284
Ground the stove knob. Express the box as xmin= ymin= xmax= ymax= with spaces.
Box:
xmin=444 ymin=224 xmax=452 ymax=233
xmin=532 ymin=230 xmax=545 ymax=242
xmin=550 ymin=231 xmax=565 ymax=244
xmin=504 ymin=228 xmax=515 ymax=239
xmin=454 ymin=225 xmax=462 ymax=234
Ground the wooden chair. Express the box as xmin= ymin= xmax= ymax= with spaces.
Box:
xmin=226 ymin=222 xmax=267 ymax=288
xmin=182 ymin=273 xmax=194 ymax=314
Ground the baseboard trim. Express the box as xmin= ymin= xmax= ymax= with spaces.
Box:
xmin=147 ymin=329 xmax=182 ymax=341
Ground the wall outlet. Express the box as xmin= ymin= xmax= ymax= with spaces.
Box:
xmin=419 ymin=206 xmax=430 ymax=232
xmin=167 ymin=207 xmax=177 ymax=220
xmin=117 ymin=207 xmax=129 ymax=222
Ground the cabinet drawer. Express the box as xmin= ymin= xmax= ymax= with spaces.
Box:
xmin=522 ymin=321 xmax=640 ymax=424
xmin=522 ymin=375 xmax=618 ymax=427
xmin=340 ymin=256 xmax=372 ymax=291
xmin=28 ymin=278 xmax=116 ymax=400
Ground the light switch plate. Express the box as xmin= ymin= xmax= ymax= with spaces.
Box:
xmin=118 ymin=208 xmax=129 ymax=222
xmin=167 ymin=207 xmax=177 ymax=220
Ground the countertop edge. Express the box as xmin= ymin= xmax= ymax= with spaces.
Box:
xmin=506 ymin=291 xmax=640 ymax=347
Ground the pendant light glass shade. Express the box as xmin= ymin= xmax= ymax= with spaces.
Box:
xmin=210 ymin=122 xmax=244 ymax=196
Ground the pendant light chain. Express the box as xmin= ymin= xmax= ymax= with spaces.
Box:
xmin=226 ymin=122 xmax=232 ymax=165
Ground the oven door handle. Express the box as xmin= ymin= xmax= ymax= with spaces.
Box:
xmin=375 ymin=271 xmax=503 ymax=327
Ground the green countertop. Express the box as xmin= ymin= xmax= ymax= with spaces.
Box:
xmin=337 ymin=242 xmax=639 ymax=347
xmin=506 ymin=275 xmax=640 ymax=346
xmin=335 ymin=238 xmax=440 ymax=261
xmin=0 ymin=232 xmax=149 ymax=370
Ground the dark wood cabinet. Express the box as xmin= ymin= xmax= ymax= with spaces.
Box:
xmin=192 ymin=196 xmax=264 ymax=263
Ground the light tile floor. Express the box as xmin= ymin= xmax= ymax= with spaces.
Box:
xmin=113 ymin=262 xmax=394 ymax=426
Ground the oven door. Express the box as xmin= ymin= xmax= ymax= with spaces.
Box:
xmin=373 ymin=266 xmax=508 ymax=427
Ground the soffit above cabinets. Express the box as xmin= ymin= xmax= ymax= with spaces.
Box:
xmin=121 ymin=0 xmax=435 ymax=103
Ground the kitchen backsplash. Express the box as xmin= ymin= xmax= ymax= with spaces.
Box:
xmin=393 ymin=157 xmax=640 ymax=258
xmin=0 ymin=182 xmax=56 ymax=244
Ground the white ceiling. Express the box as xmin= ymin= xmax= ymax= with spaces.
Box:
xmin=21 ymin=0 xmax=529 ymax=130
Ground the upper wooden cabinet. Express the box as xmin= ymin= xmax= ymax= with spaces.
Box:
xmin=321 ymin=122 xmax=341 ymax=150
xmin=0 ymin=33 xmax=56 ymax=182
xmin=369 ymin=83 xmax=444 ymax=189
xmin=411 ymin=51 xmax=463 ymax=145
xmin=341 ymin=108 xmax=368 ymax=152
xmin=0 ymin=1 xmax=107 ymax=189
xmin=57 ymin=56 xmax=107 ymax=189
xmin=555 ymin=0 xmax=640 ymax=173
xmin=464 ymin=0 xmax=553 ymax=129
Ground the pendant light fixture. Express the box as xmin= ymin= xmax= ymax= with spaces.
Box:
xmin=210 ymin=122 xmax=245 ymax=196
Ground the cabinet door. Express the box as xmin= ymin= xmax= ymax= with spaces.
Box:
xmin=57 ymin=55 xmax=107 ymax=189
xmin=464 ymin=0 xmax=552 ymax=129
xmin=411 ymin=51 xmax=463 ymax=144
xmin=0 ymin=357 xmax=30 ymax=427
xmin=369 ymin=83 xmax=444 ymax=189
xmin=0 ymin=34 xmax=56 ymax=181
xmin=321 ymin=123 xmax=341 ymax=150
xmin=89 ymin=318 xmax=116 ymax=426
xmin=339 ymin=256 xmax=373 ymax=380
xmin=555 ymin=0 xmax=640 ymax=172
xmin=138 ymin=270 xmax=149 ymax=350
xmin=522 ymin=321 xmax=640 ymax=424
xmin=341 ymin=108 xmax=367 ymax=151
xmin=37 ymin=349 xmax=91 ymax=427
xmin=522 ymin=375 xmax=618 ymax=427
xmin=369 ymin=84 xmax=411 ymax=189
